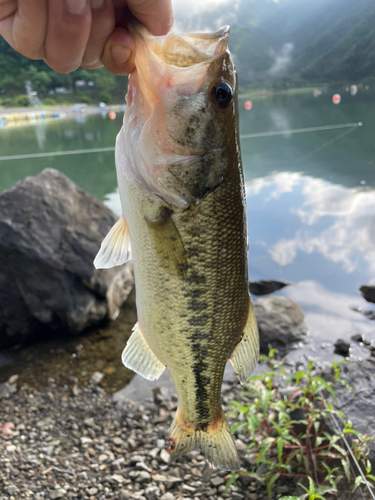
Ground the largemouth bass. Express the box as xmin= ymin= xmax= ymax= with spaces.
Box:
xmin=94 ymin=23 xmax=259 ymax=470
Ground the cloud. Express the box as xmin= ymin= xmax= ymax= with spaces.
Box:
xmin=268 ymin=42 xmax=294 ymax=76
xmin=264 ymin=174 xmax=375 ymax=274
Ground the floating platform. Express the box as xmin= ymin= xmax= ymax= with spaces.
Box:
xmin=0 ymin=111 xmax=65 ymax=129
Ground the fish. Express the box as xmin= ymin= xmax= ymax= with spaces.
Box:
xmin=94 ymin=22 xmax=259 ymax=471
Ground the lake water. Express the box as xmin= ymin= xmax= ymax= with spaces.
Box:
xmin=1 ymin=89 xmax=375 ymax=387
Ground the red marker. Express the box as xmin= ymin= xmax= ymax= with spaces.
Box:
xmin=109 ymin=111 xmax=116 ymax=120
xmin=332 ymin=94 xmax=341 ymax=105
xmin=244 ymin=100 xmax=252 ymax=110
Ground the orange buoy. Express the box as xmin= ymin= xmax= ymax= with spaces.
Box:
xmin=244 ymin=100 xmax=252 ymax=110
xmin=332 ymin=94 xmax=341 ymax=105
xmin=109 ymin=111 xmax=116 ymax=120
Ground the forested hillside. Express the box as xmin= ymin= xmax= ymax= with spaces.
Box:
xmin=0 ymin=0 xmax=374 ymax=102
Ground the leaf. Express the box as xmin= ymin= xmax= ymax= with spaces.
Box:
xmin=225 ymin=471 xmax=237 ymax=491
xmin=231 ymin=421 xmax=246 ymax=433
xmin=277 ymin=437 xmax=284 ymax=463
xmin=341 ymin=458 xmax=351 ymax=482
xmin=331 ymin=443 xmax=347 ymax=457
xmin=352 ymin=476 xmax=364 ymax=493
xmin=279 ymin=497 xmax=300 ymax=500
xmin=308 ymin=476 xmax=315 ymax=494
xmin=267 ymin=473 xmax=280 ymax=499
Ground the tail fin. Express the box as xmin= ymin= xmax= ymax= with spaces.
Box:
xmin=169 ymin=409 xmax=240 ymax=471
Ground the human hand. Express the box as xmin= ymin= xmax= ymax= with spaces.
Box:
xmin=0 ymin=0 xmax=173 ymax=74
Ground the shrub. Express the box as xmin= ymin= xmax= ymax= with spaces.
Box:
xmin=43 ymin=97 xmax=56 ymax=106
xmin=13 ymin=94 xmax=29 ymax=107
xmin=80 ymin=95 xmax=90 ymax=104
xmin=227 ymin=350 xmax=375 ymax=499
xmin=99 ymin=91 xmax=111 ymax=104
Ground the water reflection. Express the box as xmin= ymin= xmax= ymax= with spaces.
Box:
xmin=249 ymin=173 xmax=375 ymax=277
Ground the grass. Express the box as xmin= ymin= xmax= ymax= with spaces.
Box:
xmin=227 ymin=349 xmax=375 ymax=499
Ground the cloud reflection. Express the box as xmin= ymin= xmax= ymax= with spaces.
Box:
xmin=247 ymin=173 xmax=375 ymax=275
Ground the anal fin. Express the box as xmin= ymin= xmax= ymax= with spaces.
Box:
xmin=122 ymin=323 xmax=165 ymax=381
xmin=94 ymin=215 xmax=132 ymax=269
xmin=230 ymin=299 xmax=259 ymax=384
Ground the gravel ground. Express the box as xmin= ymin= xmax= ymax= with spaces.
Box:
xmin=0 ymin=374 xmax=371 ymax=500
xmin=0 ymin=375 xmax=301 ymax=500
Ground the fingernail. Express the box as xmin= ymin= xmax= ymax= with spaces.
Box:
xmin=111 ymin=45 xmax=132 ymax=65
xmin=66 ymin=0 xmax=86 ymax=14
xmin=91 ymin=0 xmax=104 ymax=9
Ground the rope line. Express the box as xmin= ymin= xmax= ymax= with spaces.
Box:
xmin=0 ymin=122 xmax=363 ymax=162
xmin=240 ymin=122 xmax=362 ymax=139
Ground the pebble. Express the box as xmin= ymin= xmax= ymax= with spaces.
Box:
xmin=160 ymin=448 xmax=170 ymax=464
xmin=49 ymin=489 xmax=67 ymax=499
xmin=89 ymin=372 xmax=104 ymax=385
xmin=160 ymin=494 xmax=175 ymax=500
xmin=211 ymin=476 xmax=225 ymax=486
xmin=0 ymin=377 xmax=309 ymax=500
xmin=138 ymin=471 xmax=151 ymax=483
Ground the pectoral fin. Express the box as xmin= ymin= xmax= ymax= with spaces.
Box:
xmin=94 ymin=215 xmax=132 ymax=269
xmin=145 ymin=207 xmax=188 ymax=279
xmin=230 ymin=300 xmax=259 ymax=384
xmin=122 ymin=322 xmax=165 ymax=381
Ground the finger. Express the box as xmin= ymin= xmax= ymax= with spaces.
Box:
xmin=101 ymin=27 xmax=135 ymax=75
xmin=44 ymin=0 xmax=92 ymax=73
xmin=81 ymin=0 xmax=115 ymax=69
xmin=0 ymin=0 xmax=47 ymax=59
xmin=115 ymin=0 xmax=174 ymax=36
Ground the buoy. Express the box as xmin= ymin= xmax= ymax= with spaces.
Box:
xmin=244 ymin=100 xmax=252 ymax=110
xmin=332 ymin=94 xmax=341 ymax=105
xmin=366 ymin=85 xmax=369 ymax=90
xmin=109 ymin=111 xmax=116 ymax=120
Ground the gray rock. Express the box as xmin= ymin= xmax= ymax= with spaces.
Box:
xmin=145 ymin=486 xmax=161 ymax=500
xmin=254 ymin=296 xmax=307 ymax=353
xmin=360 ymin=285 xmax=375 ymax=304
xmin=159 ymin=448 xmax=170 ymax=464
xmin=138 ymin=471 xmax=151 ymax=483
xmin=0 ymin=381 xmax=16 ymax=399
xmin=334 ymin=338 xmax=351 ymax=357
xmin=5 ymin=485 xmax=19 ymax=495
xmin=211 ymin=476 xmax=225 ymax=486
xmin=249 ymin=280 xmax=291 ymax=296
xmin=49 ymin=489 xmax=66 ymax=499
xmin=89 ymin=372 xmax=104 ymax=386
xmin=160 ymin=494 xmax=175 ymax=500
xmin=0 ymin=169 xmax=134 ymax=347
xmin=327 ymin=359 xmax=375 ymax=462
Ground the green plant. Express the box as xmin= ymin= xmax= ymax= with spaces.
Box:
xmin=228 ymin=350 xmax=375 ymax=499
xmin=43 ymin=97 xmax=56 ymax=106
xmin=13 ymin=94 xmax=29 ymax=107
xmin=80 ymin=94 xmax=90 ymax=104
xmin=99 ymin=90 xmax=111 ymax=103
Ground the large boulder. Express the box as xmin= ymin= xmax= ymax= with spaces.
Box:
xmin=0 ymin=169 xmax=133 ymax=347
xmin=360 ymin=285 xmax=375 ymax=304
xmin=326 ymin=359 xmax=375 ymax=463
xmin=254 ymin=296 xmax=308 ymax=353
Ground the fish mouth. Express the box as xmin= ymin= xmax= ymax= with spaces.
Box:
xmin=161 ymin=25 xmax=230 ymax=67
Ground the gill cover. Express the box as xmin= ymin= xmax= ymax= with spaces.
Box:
xmin=115 ymin=24 xmax=236 ymax=209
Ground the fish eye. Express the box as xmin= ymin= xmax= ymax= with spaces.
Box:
xmin=210 ymin=81 xmax=233 ymax=109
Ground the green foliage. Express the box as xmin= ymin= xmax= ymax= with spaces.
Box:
xmin=43 ymin=97 xmax=56 ymax=106
xmin=228 ymin=350 xmax=375 ymax=499
xmin=80 ymin=95 xmax=90 ymax=104
xmin=13 ymin=94 xmax=29 ymax=107
xmin=99 ymin=91 xmax=111 ymax=104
